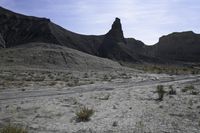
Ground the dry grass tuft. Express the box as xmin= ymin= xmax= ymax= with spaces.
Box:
xmin=0 ymin=124 xmax=27 ymax=133
xmin=75 ymin=106 xmax=94 ymax=122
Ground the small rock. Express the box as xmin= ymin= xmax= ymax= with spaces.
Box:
xmin=113 ymin=105 xmax=117 ymax=109
xmin=30 ymin=124 xmax=39 ymax=129
xmin=112 ymin=121 xmax=118 ymax=127
xmin=16 ymin=106 xmax=21 ymax=111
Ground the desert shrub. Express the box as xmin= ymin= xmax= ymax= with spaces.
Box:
xmin=75 ymin=106 xmax=94 ymax=122
xmin=168 ymin=85 xmax=176 ymax=95
xmin=47 ymin=73 xmax=54 ymax=80
xmin=191 ymin=70 xmax=200 ymax=75
xmin=67 ymin=82 xmax=74 ymax=87
xmin=74 ymin=78 xmax=79 ymax=85
xmin=49 ymin=81 xmax=57 ymax=86
xmin=190 ymin=91 xmax=199 ymax=95
xmin=182 ymin=85 xmax=198 ymax=95
xmin=182 ymin=85 xmax=195 ymax=92
xmin=156 ymin=85 xmax=166 ymax=101
xmin=103 ymin=75 xmax=109 ymax=81
xmin=67 ymin=77 xmax=79 ymax=87
xmin=0 ymin=124 xmax=27 ymax=133
xmin=83 ymin=73 xmax=89 ymax=78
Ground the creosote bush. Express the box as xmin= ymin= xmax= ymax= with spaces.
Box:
xmin=156 ymin=85 xmax=166 ymax=101
xmin=75 ymin=106 xmax=94 ymax=122
xmin=0 ymin=124 xmax=27 ymax=133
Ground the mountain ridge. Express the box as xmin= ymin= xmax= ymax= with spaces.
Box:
xmin=0 ymin=6 xmax=200 ymax=64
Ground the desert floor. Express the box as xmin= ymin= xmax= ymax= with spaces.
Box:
xmin=0 ymin=68 xmax=200 ymax=133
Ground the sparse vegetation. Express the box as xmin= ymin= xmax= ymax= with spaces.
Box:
xmin=48 ymin=81 xmax=57 ymax=86
xmin=156 ymin=85 xmax=166 ymax=101
xmin=75 ymin=106 xmax=94 ymax=122
xmin=83 ymin=73 xmax=89 ymax=78
xmin=182 ymin=85 xmax=195 ymax=92
xmin=103 ymin=74 xmax=109 ymax=81
xmin=128 ymin=64 xmax=200 ymax=75
xmin=168 ymin=85 xmax=176 ymax=95
xmin=0 ymin=124 xmax=27 ymax=133
xmin=181 ymin=85 xmax=199 ymax=95
xmin=74 ymin=78 xmax=79 ymax=85
xmin=190 ymin=90 xmax=199 ymax=95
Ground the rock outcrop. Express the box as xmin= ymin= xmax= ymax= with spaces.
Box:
xmin=105 ymin=17 xmax=126 ymax=43
xmin=152 ymin=31 xmax=200 ymax=62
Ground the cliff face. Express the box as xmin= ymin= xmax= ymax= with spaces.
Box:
xmin=153 ymin=31 xmax=200 ymax=62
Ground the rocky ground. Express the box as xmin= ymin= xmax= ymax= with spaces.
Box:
xmin=0 ymin=68 xmax=200 ymax=133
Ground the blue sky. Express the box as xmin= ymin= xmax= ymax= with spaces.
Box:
xmin=0 ymin=0 xmax=200 ymax=45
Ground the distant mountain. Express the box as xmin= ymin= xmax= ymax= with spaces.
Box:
xmin=152 ymin=31 xmax=200 ymax=62
xmin=0 ymin=6 xmax=103 ymax=55
xmin=0 ymin=6 xmax=200 ymax=64
xmin=0 ymin=7 xmax=153 ymax=63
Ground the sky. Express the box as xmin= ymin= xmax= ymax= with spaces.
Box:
xmin=0 ymin=0 xmax=200 ymax=45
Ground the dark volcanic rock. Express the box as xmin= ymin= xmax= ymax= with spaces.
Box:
xmin=98 ymin=18 xmax=130 ymax=61
xmin=0 ymin=6 xmax=103 ymax=55
xmin=98 ymin=18 xmax=136 ymax=62
xmin=0 ymin=33 xmax=5 ymax=48
xmin=106 ymin=17 xmax=126 ymax=43
xmin=98 ymin=18 xmax=156 ymax=62
xmin=153 ymin=31 xmax=200 ymax=62
xmin=0 ymin=7 xmax=58 ymax=47
xmin=1 ymin=6 xmax=200 ymax=64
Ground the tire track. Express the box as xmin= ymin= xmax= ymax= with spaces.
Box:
xmin=0 ymin=75 xmax=199 ymax=101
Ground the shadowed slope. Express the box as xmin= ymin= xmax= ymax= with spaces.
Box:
xmin=0 ymin=43 xmax=121 ymax=70
xmin=152 ymin=31 xmax=200 ymax=62
xmin=0 ymin=6 xmax=103 ymax=55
